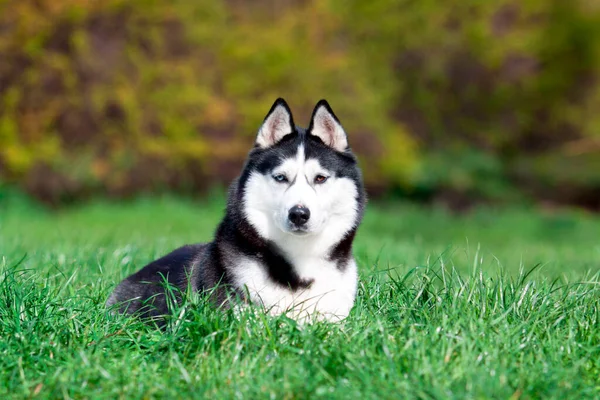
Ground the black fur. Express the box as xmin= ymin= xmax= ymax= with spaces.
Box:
xmin=106 ymin=99 xmax=366 ymax=320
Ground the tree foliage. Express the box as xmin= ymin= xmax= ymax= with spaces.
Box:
xmin=1 ymin=0 xmax=599 ymax=206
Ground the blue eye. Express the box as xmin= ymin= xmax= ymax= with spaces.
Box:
xmin=273 ymin=174 xmax=288 ymax=183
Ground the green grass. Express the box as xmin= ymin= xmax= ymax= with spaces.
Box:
xmin=1 ymin=195 xmax=599 ymax=399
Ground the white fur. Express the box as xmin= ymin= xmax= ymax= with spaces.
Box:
xmin=244 ymin=145 xmax=358 ymax=246
xmin=240 ymin=144 xmax=360 ymax=322
xmin=231 ymin=256 xmax=357 ymax=323
xmin=310 ymin=105 xmax=348 ymax=152
xmin=256 ymin=104 xmax=293 ymax=148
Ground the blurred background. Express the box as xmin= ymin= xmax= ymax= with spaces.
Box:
xmin=1 ymin=0 xmax=600 ymax=210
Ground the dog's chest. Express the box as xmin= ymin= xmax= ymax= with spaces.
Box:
xmin=232 ymin=256 xmax=357 ymax=322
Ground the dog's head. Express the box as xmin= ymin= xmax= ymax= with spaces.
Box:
xmin=240 ymin=98 xmax=365 ymax=244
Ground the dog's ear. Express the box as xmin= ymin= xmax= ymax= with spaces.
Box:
xmin=308 ymin=100 xmax=348 ymax=152
xmin=256 ymin=98 xmax=295 ymax=148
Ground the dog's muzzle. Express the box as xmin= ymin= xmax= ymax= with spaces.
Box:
xmin=288 ymin=205 xmax=310 ymax=227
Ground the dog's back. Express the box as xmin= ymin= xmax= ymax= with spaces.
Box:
xmin=106 ymin=243 xmax=210 ymax=319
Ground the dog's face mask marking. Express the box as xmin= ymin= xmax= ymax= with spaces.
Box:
xmin=243 ymin=99 xmax=360 ymax=241
xmin=269 ymin=145 xmax=334 ymax=235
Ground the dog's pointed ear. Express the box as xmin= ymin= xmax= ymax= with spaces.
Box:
xmin=307 ymin=100 xmax=348 ymax=152
xmin=256 ymin=98 xmax=295 ymax=148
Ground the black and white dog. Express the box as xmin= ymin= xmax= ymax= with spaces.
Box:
xmin=107 ymin=99 xmax=366 ymax=322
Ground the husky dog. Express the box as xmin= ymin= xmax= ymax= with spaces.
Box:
xmin=106 ymin=98 xmax=366 ymax=322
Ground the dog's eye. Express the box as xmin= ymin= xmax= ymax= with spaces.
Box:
xmin=314 ymin=174 xmax=328 ymax=184
xmin=273 ymin=174 xmax=288 ymax=183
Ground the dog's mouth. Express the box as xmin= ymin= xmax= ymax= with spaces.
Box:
xmin=283 ymin=221 xmax=312 ymax=236
xmin=287 ymin=225 xmax=310 ymax=235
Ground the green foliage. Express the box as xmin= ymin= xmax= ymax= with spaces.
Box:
xmin=0 ymin=0 xmax=417 ymax=201
xmin=1 ymin=0 xmax=600 ymax=205
xmin=1 ymin=199 xmax=600 ymax=397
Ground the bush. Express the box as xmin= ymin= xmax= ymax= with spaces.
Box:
xmin=1 ymin=0 xmax=599 ymax=207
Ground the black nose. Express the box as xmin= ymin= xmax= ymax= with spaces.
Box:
xmin=288 ymin=205 xmax=310 ymax=226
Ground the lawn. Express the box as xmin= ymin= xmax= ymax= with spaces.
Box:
xmin=1 ymin=194 xmax=599 ymax=398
